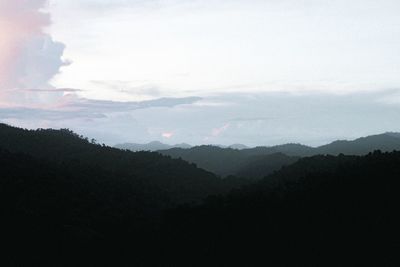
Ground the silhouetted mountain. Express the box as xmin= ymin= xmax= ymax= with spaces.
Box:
xmin=0 ymin=148 xmax=158 ymax=266
xmin=0 ymin=123 xmax=252 ymax=265
xmin=116 ymin=142 xmax=252 ymax=151
xmin=159 ymin=145 xmax=299 ymax=178
xmin=115 ymin=141 xmax=191 ymax=151
xmin=235 ymin=152 xmax=300 ymax=179
xmin=2 ymin=122 xmax=400 ymax=266
xmin=160 ymin=146 xmax=244 ymax=177
xmin=385 ymin=132 xmax=400 ymax=138
xmin=0 ymin=124 xmax=251 ymax=205
xmin=158 ymin=133 xmax=400 ymax=178
xmin=242 ymin=143 xmax=315 ymax=157
xmin=161 ymin=150 xmax=400 ymax=266
xmin=315 ymin=133 xmax=400 ymax=155
xmin=227 ymin=144 xmax=249 ymax=150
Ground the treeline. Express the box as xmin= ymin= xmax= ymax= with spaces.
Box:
xmin=0 ymin=124 xmax=249 ymax=205
xmin=158 ymin=133 xmax=400 ymax=178
xmin=1 ymin=124 xmax=400 ymax=266
xmin=159 ymin=145 xmax=300 ymax=178
xmin=0 ymin=124 xmax=248 ymax=266
xmin=160 ymin=151 xmax=400 ymax=266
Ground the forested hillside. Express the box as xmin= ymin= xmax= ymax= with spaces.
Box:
xmin=160 ymin=151 xmax=400 ymax=266
xmin=158 ymin=133 xmax=400 ymax=178
xmin=159 ymin=145 xmax=300 ymax=178
xmin=0 ymin=123 xmax=246 ymax=205
xmin=1 ymin=123 xmax=400 ymax=266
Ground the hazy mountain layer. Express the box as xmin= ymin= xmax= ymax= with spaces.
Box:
xmin=115 ymin=141 xmax=192 ymax=152
xmin=157 ymin=133 xmax=400 ymax=177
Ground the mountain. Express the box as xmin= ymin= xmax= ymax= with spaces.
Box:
xmin=235 ymin=152 xmax=300 ymax=179
xmin=242 ymin=143 xmax=315 ymax=157
xmin=0 ymin=124 xmax=245 ymax=205
xmin=159 ymin=145 xmax=300 ymax=178
xmin=0 ymin=123 xmax=253 ymax=266
xmin=115 ymin=141 xmax=192 ymax=151
xmin=227 ymin=144 xmax=249 ymax=150
xmin=2 ymin=123 xmax=400 ymax=266
xmin=161 ymin=151 xmax=400 ymax=266
xmin=115 ymin=142 xmax=250 ymax=151
xmin=243 ymin=133 xmax=400 ymax=157
xmin=314 ymin=133 xmax=400 ymax=155
xmin=158 ymin=133 xmax=400 ymax=178
xmin=385 ymin=132 xmax=400 ymax=138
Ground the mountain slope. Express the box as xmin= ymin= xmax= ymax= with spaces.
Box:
xmin=159 ymin=145 xmax=299 ymax=178
xmin=315 ymin=133 xmax=400 ymax=155
xmin=0 ymin=148 xmax=170 ymax=266
xmin=235 ymin=152 xmax=300 ymax=179
xmin=158 ymin=133 xmax=400 ymax=178
xmin=2 ymin=123 xmax=400 ymax=266
xmin=0 ymin=124 xmax=242 ymax=205
xmin=160 ymin=151 xmax=400 ymax=266
xmin=0 ymin=124 xmax=250 ymax=266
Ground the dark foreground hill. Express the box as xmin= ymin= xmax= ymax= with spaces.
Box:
xmin=160 ymin=151 xmax=400 ymax=266
xmin=2 ymin=123 xmax=400 ymax=266
xmin=0 ymin=123 xmax=247 ymax=205
xmin=0 ymin=124 xmax=252 ymax=266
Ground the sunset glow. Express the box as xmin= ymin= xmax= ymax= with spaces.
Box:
xmin=162 ymin=132 xmax=174 ymax=139
xmin=0 ymin=20 xmax=16 ymax=88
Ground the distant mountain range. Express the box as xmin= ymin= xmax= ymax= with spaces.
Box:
xmin=117 ymin=132 xmax=400 ymax=155
xmin=115 ymin=141 xmax=192 ymax=151
xmin=314 ymin=133 xmax=400 ymax=156
xmin=114 ymin=141 xmax=251 ymax=151
xmin=219 ymin=144 xmax=249 ymax=150
xmin=157 ymin=145 xmax=301 ymax=178
xmin=126 ymin=132 xmax=400 ymax=178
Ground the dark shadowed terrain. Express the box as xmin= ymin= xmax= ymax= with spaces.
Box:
xmin=1 ymin=124 xmax=400 ymax=266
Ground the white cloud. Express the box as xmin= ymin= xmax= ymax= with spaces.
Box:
xmin=49 ymin=0 xmax=400 ymax=98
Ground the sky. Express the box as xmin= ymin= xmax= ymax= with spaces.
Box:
xmin=0 ymin=0 xmax=400 ymax=146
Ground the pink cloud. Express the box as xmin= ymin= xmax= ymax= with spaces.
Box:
xmin=0 ymin=0 xmax=67 ymax=91
xmin=162 ymin=132 xmax=174 ymax=139
xmin=212 ymin=123 xmax=230 ymax=137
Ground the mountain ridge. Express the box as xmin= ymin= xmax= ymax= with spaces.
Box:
xmin=155 ymin=132 xmax=400 ymax=177
xmin=0 ymin=123 xmax=246 ymax=205
xmin=116 ymin=132 xmax=400 ymax=155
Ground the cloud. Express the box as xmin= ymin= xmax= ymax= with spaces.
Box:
xmin=63 ymin=96 xmax=202 ymax=113
xmin=230 ymin=116 xmax=274 ymax=122
xmin=90 ymin=80 xmax=162 ymax=98
xmin=162 ymin=132 xmax=174 ymax=139
xmin=212 ymin=123 xmax=230 ymax=137
xmin=2 ymin=90 xmax=400 ymax=146
xmin=0 ymin=95 xmax=202 ymax=120
xmin=23 ymin=88 xmax=83 ymax=93
xmin=0 ymin=107 xmax=105 ymax=121
xmin=0 ymin=0 xmax=67 ymax=90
